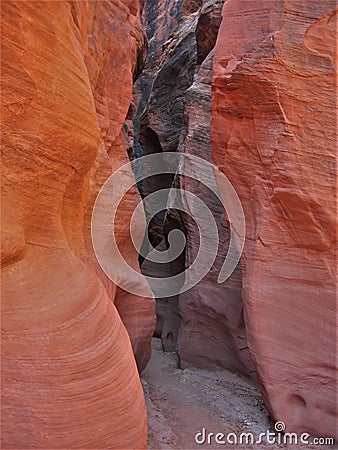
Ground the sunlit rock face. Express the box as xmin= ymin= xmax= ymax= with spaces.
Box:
xmin=211 ymin=0 xmax=337 ymax=439
xmin=1 ymin=1 xmax=155 ymax=448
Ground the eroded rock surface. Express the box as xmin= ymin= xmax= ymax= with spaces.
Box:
xmin=134 ymin=0 xmax=255 ymax=377
xmin=2 ymin=1 xmax=155 ymax=447
xmin=211 ymin=0 xmax=337 ymax=439
xmin=175 ymin=51 xmax=255 ymax=376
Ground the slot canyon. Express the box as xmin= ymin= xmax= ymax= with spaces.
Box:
xmin=1 ymin=0 xmax=337 ymax=449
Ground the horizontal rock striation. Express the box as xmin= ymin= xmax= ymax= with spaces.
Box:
xmin=211 ymin=0 xmax=337 ymax=439
xmin=1 ymin=1 xmax=155 ymax=448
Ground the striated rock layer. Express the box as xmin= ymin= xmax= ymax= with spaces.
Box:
xmin=1 ymin=1 xmax=155 ymax=448
xmin=134 ymin=0 xmax=255 ymax=376
xmin=175 ymin=50 xmax=255 ymax=376
xmin=211 ymin=0 xmax=337 ymax=439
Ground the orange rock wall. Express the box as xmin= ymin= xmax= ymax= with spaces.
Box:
xmin=2 ymin=0 xmax=154 ymax=447
xmin=211 ymin=0 xmax=337 ymax=439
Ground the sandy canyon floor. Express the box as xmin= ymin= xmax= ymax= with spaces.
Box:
xmin=142 ymin=339 xmax=335 ymax=450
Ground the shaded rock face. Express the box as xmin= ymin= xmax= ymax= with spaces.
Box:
xmin=174 ymin=53 xmax=255 ymax=376
xmin=211 ymin=0 xmax=337 ymax=440
xmin=1 ymin=1 xmax=155 ymax=448
xmin=134 ymin=0 xmax=255 ymax=376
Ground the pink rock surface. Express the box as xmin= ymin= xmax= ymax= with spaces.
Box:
xmin=135 ymin=0 xmax=256 ymax=376
xmin=1 ymin=0 xmax=154 ymax=447
xmin=176 ymin=49 xmax=255 ymax=376
xmin=211 ymin=0 xmax=337 ymax=439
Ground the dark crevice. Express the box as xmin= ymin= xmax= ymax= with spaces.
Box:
xmin=131 ymin=0 xmax=254 ymax=380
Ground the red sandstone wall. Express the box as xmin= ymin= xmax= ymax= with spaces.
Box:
xmin=211 ymin=0 xmax=337 ymax=439
xmin=1 ymin=1 xmax=155 ymax=447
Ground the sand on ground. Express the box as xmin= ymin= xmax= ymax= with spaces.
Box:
xmin=141 ymin=339 xmax=335 ymax=450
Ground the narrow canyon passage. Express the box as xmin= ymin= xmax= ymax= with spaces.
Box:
xmin=133 ymin=0 xmax=337 ymax=447
xmin=1 ymin=0 xmax=336 ymax=448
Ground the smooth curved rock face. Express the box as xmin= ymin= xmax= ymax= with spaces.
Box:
xmin=2 ymin=1 xmax=154 ymax=447
xmin=211 ymin=0 xmax=337 ymax=439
